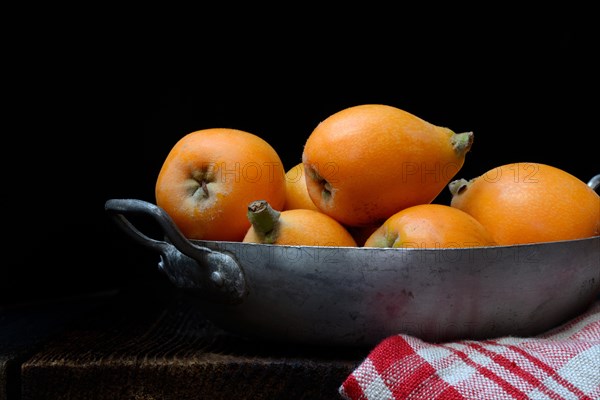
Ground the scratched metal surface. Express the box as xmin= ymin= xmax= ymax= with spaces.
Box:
xmin=106 ymin=198 xmax=600 ymax=347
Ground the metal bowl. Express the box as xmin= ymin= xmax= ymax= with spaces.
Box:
xmin=104 ymin=175 xmax=600 ymax=347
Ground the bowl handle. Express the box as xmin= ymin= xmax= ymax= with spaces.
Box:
xmin=588 ymin=174 xmax=600 ymax=192
xmin=104 ymin=198 xmax=246 ymax=304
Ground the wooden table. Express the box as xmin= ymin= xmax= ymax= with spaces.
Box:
xmin=1 ymin=281 xmax=368 ymax=400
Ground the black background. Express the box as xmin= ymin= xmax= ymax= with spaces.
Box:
xmin=2 ymin=14 xmax=597 ymax=305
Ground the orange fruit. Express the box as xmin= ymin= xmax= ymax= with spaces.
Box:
xmin=449 ymin=162 xmax=600 ymax=245
xmin=283 ymin=162 xmax=320 ymax=211
xmin=243 ymin=200 xmax=357 ymax=247
xmin=155 ymin=128 xmax=286 ymax=241
xmin=302 ymin=104 xmax=473 ymax=227
xmin=364 ymin=203 xmax=496 ymax=248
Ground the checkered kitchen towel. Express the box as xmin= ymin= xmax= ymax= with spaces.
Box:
xmin=340 ymin=299 xmax=600 ymax=400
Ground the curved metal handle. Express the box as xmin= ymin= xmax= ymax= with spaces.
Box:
xmin=105 ymin=198 xmax=212 ymax=257
xmin=105 ymin=198 xmax=246 ymax=304
xmin=588 ymin=174 xmax=600 ymax=192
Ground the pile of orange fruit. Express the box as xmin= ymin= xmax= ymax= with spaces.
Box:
xmin=154 ymin=104 xmax=600 ymax=248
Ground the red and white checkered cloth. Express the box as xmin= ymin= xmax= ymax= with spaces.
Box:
xmin=340 ymin=298 xmax=600 ymax=400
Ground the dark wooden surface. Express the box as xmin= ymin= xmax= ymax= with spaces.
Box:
xmin=0 ymin=292 xmax=114 ymax=400
xmin=1 ymin=281 xmax=368 ymax=400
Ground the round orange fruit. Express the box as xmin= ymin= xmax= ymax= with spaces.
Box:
xmin=364 ymin=203 xmax=496 ymax=248
xmin=243 ymin=200 xmax=357 ymax=247
xmin=302 ymin=104 xmax=473 ymax=227
xmin=449 ymin=162 xmax=600 ymax=245
xmin=283 ymin=162 xmax=320 ymax=211
xmin=155 ymin=128 xmax=287 ymax=241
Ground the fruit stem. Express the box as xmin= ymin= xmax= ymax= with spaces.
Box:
xmin=247 ymin=200 xmax=281 ymax=241
xmin=201 ymin=180 xmax=209 ymax=197
xmin=451 ymin=131 xmax=474 ymax=157
xmin=448 ymin=178 xmax=470 ymax=197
